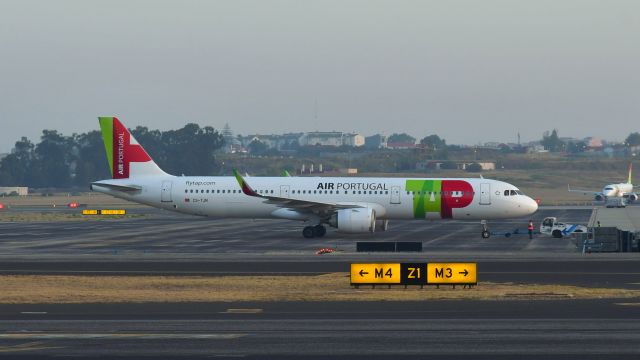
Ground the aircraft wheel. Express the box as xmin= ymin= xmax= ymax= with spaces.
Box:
xmin=551 ymin=229 xmax=563 ymax=238
xmin=313 ymin=225 xmax=326 ymax=237
xmin=481 ymin=230 xmax=490 ymax=239
xmin=303 ymin=226 xmax=316 ymax=239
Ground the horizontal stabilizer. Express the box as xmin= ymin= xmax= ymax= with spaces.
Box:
xmin=91 ymin=182 xmax=142 ymax=192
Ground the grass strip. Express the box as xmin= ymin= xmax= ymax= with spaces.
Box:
xmin=0 ymin=274 xmax=637 ymax=303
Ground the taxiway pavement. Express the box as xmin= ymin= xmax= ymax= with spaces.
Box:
xmin=1 ymin=206 xmax=639 ymax=358
xmin=1 ymin=299 xmax=640 ymax=359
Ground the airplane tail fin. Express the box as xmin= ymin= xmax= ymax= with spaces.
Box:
xmin=98 ymin=117 xmax=167 ymax=179
xmin=628 ymin=163 xmax=633 ymax=184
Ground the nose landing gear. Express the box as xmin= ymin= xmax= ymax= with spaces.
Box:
xmin=481 ymin=220 xmax=490 ymax=238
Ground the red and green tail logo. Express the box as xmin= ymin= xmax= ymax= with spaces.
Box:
xmin=98 ymin=117 xmax=152 ymax=179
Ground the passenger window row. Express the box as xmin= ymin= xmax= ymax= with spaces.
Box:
xmin=406 ymin=191 xmax=475 ymax=195
xmin=185 ymin=189 xmax=247 ymax=194
xmin=290 ymin=190 xmax=390 ymax=195
xmin=183 ymin=189 xmax=390 ymax=195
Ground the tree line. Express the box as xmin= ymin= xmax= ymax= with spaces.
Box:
xmin=0 ymin=124 xmax=224 ymax=188
xmin=541 ymin=129 xmax=640 ymax=153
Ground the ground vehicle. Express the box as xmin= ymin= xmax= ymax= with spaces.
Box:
xmin=605 ymin=197 xmax=627 ymax=208
xmin=539 ymin=217 xmax=588 ymax=238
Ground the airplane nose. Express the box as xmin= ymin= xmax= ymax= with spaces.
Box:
xmin=526 ymin=197 xmax=538 ymax=214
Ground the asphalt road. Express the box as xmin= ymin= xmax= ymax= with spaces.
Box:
xmin=1 ymin=300 xmax=640 ymax=359
xmin=0 ymin=208 xmax=588 ymax=254
xmin=2 ymin=206 xmax=640 ymax=358
xmin=0 ymin=207 xmax=638 ymax=289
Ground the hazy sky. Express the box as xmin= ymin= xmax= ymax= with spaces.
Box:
xmin=1 ymin=0 xmax=639 ymax=152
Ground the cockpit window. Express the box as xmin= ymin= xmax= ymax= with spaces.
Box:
xmin=510 ymin=190 xmax=517 ymax=196
xmin=605 ymin=187 xmax=614 ymax=190
xmin=516 ymin=190 xmax=524 ymax=195
xmin=504 ymin=190 xmax=510 ymax=196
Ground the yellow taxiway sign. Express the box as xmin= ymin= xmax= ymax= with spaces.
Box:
xmin=350 ymin=263 xmax=401 ymax=284
xmin=427 ymin=263 xmax=477 ymax=285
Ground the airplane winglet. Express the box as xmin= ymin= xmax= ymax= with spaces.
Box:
xmin=628 ymin=163 xmax=633 ymax=184
xmin=232 ymin=169 xmax=260 ymax=197
xmin=281 ymin=169 xmax=291 ymax=177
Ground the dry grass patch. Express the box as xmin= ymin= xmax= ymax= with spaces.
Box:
xmin=0 ymin=193 xmax=143 ymax=207
xmin=0 ymin=274 xmax=638 ymax=303
xmin=0 ymin=212 xmax=143 ymax=222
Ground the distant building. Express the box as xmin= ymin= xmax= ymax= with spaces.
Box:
xmin=0 ymin=153 xmax=7 ymax=161
xmin=525 ymin=144 xmax=548 ymax=153
xmin=482 ymin=142 xmax=503 ymax=149
xmin=416 ymin=161 xmax=496 ymax=171
xmin=386 ymin=141 xmax=416 ymax=149
xmin=299 ymin=132 xmax=364 ymax=147
xmin=221 ymin=123 xmax=243 ymax=153
xmin=465 ymin=162 xmax=496 ymax=171
xmin=0 ymin=187 xmax=28 ymax=196
xmin=300 ymin=163 xmax=326 ymax=174
xmin=584 ymin=137 xmax=603 ymax=149
xmin=228 ymin=143 xmax=247 ymax=153
xmin=364 ymin=134 xmax=388 ymax=149
xmin=240 ymin=133 xmax=303 ymax=150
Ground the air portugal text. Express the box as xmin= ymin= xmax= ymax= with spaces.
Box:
xmin=317 ymin=182 xmax=388 ymax=191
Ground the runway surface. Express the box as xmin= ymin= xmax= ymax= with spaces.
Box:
xmin=2 ymin=206 xmax=640 ymax=358
xmin=0 ymin=208 xmax=588 ymax=254
xmin=1 ymin=300 xmax=640 ymax=359
xmin=0 ymin=208 xmax=638 ymax=289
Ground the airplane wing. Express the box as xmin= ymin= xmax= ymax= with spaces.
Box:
xmin=233 ymin=170 xmax=363 ymax=215
xmin=567 ymin=184 xmax=600 ymax=195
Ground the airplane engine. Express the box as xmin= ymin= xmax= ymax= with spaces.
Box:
xmin=329 ymin=208 xmax=375 ymax=233
xmin=627 ymin=194 xmax=638 ymax=202
xmin=594 ymin=194 xmax=604 ymax=201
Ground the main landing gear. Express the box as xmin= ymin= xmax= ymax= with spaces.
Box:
xmin=302 ymin=224 xmax=326 ymax=239
xmin=481 ymin=220 xmax=490 ymax=239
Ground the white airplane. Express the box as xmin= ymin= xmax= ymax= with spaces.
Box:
xmin=90 ymin=117 xmax=538 ymax=238
xmin=568 ymin=164 xmax=636 ymax=203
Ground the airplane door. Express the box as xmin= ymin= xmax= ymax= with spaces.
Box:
xmin=280 ymin=185 xmax=290 ymax=198
xmin=479 ymin=183 xmax=491 ymax=205
xmin=161 ymin=181 xmax=173 ymax=202
xmin=390 ymin=186 xmax=401 ymax=204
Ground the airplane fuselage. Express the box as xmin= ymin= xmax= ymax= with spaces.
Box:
xmin=92 ymin=175 xmax=538 ymax=221
xmin=602 ymin=183 xmax=633 ymax=198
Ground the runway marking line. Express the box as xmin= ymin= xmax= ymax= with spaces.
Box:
xmin=0 ymin=333 xmax=246 ymax=340
xmin=0 ymin=341 xmax=62 ymax=353
xmin=223 ymin=308 xmax=263 ymax=314
xmin=20 ymin=311 xmax=47 ymax=315
xmin=615 ymin=303 xmax=640 ymax=307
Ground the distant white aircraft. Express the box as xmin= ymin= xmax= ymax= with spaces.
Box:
xmin=568 ymin=163 xmax=637 ymax=202
xmin=91 ymin=117 xmax=538 ymax=239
